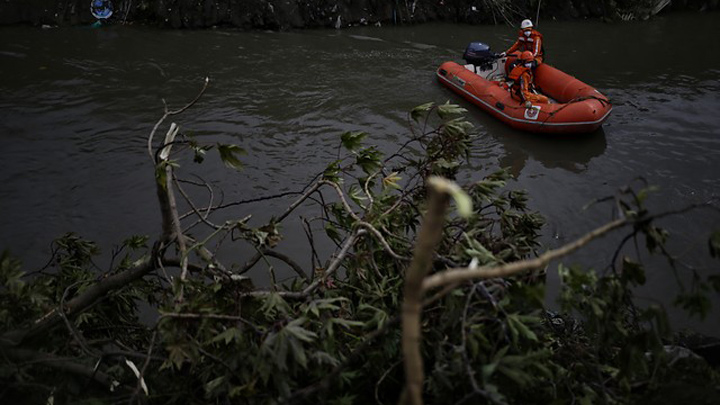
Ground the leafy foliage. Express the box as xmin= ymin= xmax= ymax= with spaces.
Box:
xmin=1 ymin=103 xmax=718 ymax=405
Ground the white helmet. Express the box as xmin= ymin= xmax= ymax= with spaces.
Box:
xmin=520 ymin=19 xmax=533 ymax=29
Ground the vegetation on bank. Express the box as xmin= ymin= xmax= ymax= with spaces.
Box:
xmin=0 ymin=0 xmax=717 ymax=29
xmin=1 ymin=80 xmax=719 ymax=404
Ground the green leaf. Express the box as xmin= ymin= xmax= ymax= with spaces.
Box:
xmin=211 ymin=327 xmax=243 ymax=345
xmin=382 ymin=172 xmax=402 ymax=190
xmin=261 ymin=292 xmax=290 ymax=318
xmin=497 ymin=364 xmax=533 ymax=387
xmin=285 ymin=318 xmax=317 ymax=343
xmin=709 ymin=231 xmax=720 ymax=258
xmin=482 ymin=361 xmax=499 ymax=381
xmin=304 ymin=297 xmax=347 ymax=318
xmin=709 ymin=275 xmax=720 ymax=293
xmin=217 ymin=144 xmax=246 ymax=170
xmin=442 ymin=117 xmax=473 ymax=137
xmin=165 ymin=344 xmax=189 ymax=371
xmin=645 ymin=226 xmax=669 ymax=253
xmin=436 ymin=101 xmax=467 ymax=120
xmin=325 ymin=223 xmax=341 ymax=243
xmin=154 ymin=160 xmax=179 ymax=190
xmin=507 ymin=313 xmax=538 ymax=342
xmin=355 ymin=147 xmax=382 ymax=175
xmin=323 ymin=160 xmax=342 ymax=182
xmin=331 ymin=318 xmax=364 ymax=330
xmin=190 ymin=140 xmax=213 ymax=164
xmin=358 ymin=303 xmax=389 ymax=330
xmin=0 ymin=251 xmax=24 ymax=293
xmin=329 ymin=394 xmax=357 ymax=405
xmin=434 ymin=158 xmax=460 ymax=170
xmin=636 ymin=186 xmax=658 ymax=204
xmin=312 ymin=351 xmax=340 ymax=367
xmin=288 ymin=337 xmax=308 ymax=369
xmin=123 ymin=235 xmax=149 ymax=250
xmin=204 ymin=376 xmax=225 ymax=396
xmin=674 ymin=291 xmax=711 ymax=319
xmin=621 ymin=256 xmax=646 ymax=286
xmin=464 ymin=234 xmax=497 ymax=265
xmin=427 ymin=177 xmax=473 ymax=218
xmin=348 ymin=184 xmax=368 ymax=207
xmin=410 ymin=102 xmax=434 ymax=122
xmin=340 ymin=131 xmax=367 ymax=151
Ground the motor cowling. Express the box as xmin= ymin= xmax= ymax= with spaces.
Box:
xmin=463 ymin=42 xmax=495 ymax=69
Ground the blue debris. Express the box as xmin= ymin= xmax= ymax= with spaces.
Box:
xmin=90 ymin=0 xmax=114 ymax=20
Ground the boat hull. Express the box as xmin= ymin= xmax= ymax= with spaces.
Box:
xmin=436 ymin=61 xmax=612 ymax=134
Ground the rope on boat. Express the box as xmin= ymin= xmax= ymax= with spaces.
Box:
xmin=540 ymin=94 xmax=610 ymax=125
xmin=459 ymin=74 xmax=610 ymax=127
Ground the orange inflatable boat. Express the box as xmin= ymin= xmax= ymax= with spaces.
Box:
xmin=436 ymin=44 xmax=612 ymax=134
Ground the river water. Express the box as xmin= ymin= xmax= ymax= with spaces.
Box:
xmin=1 ymin=13 xmax=718 ymax=335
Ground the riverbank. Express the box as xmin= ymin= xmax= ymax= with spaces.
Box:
xmin=1 ymin=0 xmax=718 ymax=29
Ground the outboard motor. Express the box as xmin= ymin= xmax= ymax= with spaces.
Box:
xmin=463 ymin=42 xmax=497 ymax=72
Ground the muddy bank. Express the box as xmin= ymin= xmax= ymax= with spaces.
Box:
xmin=0 ymin=0 xmax=718 ymax=29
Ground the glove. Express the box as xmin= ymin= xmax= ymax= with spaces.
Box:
xmin=499 ymin=52 xmax=507 ymax=58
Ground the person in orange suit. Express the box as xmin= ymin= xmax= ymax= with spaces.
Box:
xmin=507 ymin=51 xmax=549 ymax=106
xmin=499 ymin=19 xmax=545 ymax=64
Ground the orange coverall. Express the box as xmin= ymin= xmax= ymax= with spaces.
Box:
xmin=506 ymin=29 xmax=545 ymax=63
xmin=508 ymin=65 xmax=549 ymax=104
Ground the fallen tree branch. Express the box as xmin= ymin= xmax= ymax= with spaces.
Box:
xmin=320 ymin=180 xmax=361 ymax=222
xmin=277 ymin=181 xmax=323 ymax=223
xmin=174 ymin=176 xmax=221 ymax=230
xmin=399 ymin=184 xmax=450 ymax=405
xmin=286 ymin=315 xmax=402 ymax=404
xmin=285 ymin=242 xmax=454 ymax=404
xmin=356 ymin=221 xmax=411 ymax=261
xmin=1 ymin=255 xmax=154 ymax=346
xmin=0 ymin=256 xmax=202 ymax=346
xmin=262 ymin=250 xmax=310 ymax=281
xmin=129 ymin=330 xmax=157 ymax=404
xmin=241 ymin=230 xmax=363 ymax=299
xmin=147 ymin=77 xmax=209 ymax=163
xmin=421 ymin=217 xmax=629 ymax=292
xmin=1 ymin=347 xmax=119 ymax=392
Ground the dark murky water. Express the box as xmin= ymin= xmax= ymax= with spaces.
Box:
xmin=1 ymin=13 xmax=718 ymax=334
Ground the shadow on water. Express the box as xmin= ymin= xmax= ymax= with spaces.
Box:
xmin=460 ymin=102 xmax=608 ymax=178
xmin=496 ymin=128 xmax=607 ymax=177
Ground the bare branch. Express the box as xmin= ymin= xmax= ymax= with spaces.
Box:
xmin=177 ymin=175 xmax=215 ymax=221
xmin=277 ymin=182 xmax=323 ymax=223
xmin=147 ymin=77 xmax=209 ymax=163
xmin=301 ymin=216 xmax=321 ymax=274
xmin=320 ymin=180 xmax=361 ymax=222
xmin=59 ymin=281 xmax=101 ymax=358
xmin=364 ymin=170 xmax=381 ymax=207
xmin=238 ymin=251 xmax=263 ymax=275
xmin=1 ymin=255 xmax=155 ymax=346
xmin=421 ymin=218 xmax=629 ymax=292
xmin=356 ymin=221 xmax=410 ymax=261
xmin=129 ymin=330 xmax=157 ymax=404
xmin=174 ymin=176 xmax=222 ymax=230
xmin=0 ymin=256 xmax=200 ymax=346
xmin=159 ymin=312 xmax=259 ymax=330
xmin=263 ymin=250 xmax=310 ymax=281
xmin=241 ymin=230 xmax=363 ymax=299
xmin=1 ymin=347 xmax=119 ymax=392
xmin=400 ymin=186 xmax=450 ymax=405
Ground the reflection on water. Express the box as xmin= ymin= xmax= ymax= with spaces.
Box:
xmin=496 ymin=128 xmax=607 ymax=176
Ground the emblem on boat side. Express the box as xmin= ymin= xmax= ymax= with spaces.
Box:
xmin=451 ymin=75 xmax=466 ymax=87
xmin=524 ymin=105 xmax=541 ymax=120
